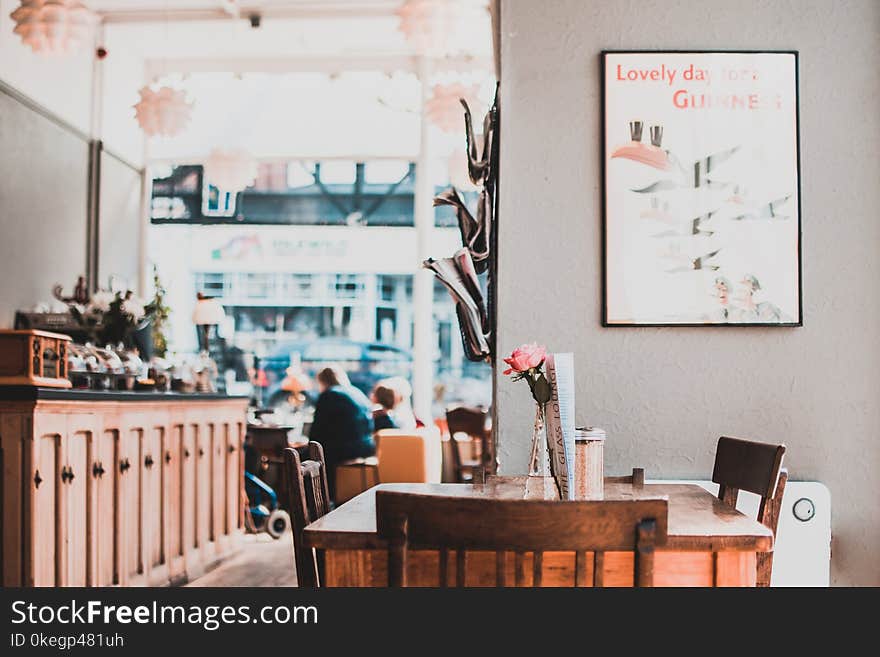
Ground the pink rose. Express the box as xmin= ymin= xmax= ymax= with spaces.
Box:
xmin=502 ymin=343 xmax=547 ymax=375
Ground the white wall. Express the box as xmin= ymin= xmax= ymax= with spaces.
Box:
xmin=496 ymin=0 xmax=880 ymax=586
xmin=0 ymin=0 xmax=94 ymax=325
xmin=99 ymin=25 xmax=146 ymax=165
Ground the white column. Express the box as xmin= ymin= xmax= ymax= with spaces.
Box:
xmin=362 ymin=272 xmax=378 ymax=342
xmin=412 ymin=56 xmax=435 ymax=421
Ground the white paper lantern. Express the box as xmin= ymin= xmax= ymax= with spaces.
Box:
xmin=396 ymin=0 xmax=487 ymax=57
xmin=10 ymin=0 xmax=96 ymax=55
xmin=133 ymin=85 xmax=194 ymax=138
xmin=425 ymin=82 xmax=479 ymax=133
xmin=204 ymin=149 xmax=258 ymax=192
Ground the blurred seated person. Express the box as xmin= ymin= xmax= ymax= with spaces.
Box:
xmin=308 ymin=366 xmax=375 ymax=499
xmin=382 ymin=376 xmax=423 ymax=430
xmin=371 ymin=383 xmax=399 ymax=431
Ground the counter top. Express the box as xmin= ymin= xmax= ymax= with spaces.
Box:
xmin=0 ymin=386 xmax=249 ymax=402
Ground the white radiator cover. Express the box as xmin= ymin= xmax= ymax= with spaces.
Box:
xmin=653 ymin=480 xmax=831 ymax=587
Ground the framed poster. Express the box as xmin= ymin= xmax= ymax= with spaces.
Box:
xmin=602 ymin=51 xmax=802 ymax=326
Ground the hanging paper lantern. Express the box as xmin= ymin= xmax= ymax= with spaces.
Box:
xmin=425 ymin=82 xmax=479 ymax=133
xmin=396 ymin=0 xmax=487 ymax=57
xmin=204 ymin=149 xmax=258 ymax=192
xmin=133 ymin=85 xmax=194 ymax=138
xmin=9 ymin=0 xmax=96 ymax=55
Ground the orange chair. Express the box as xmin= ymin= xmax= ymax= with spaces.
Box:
xmin=334 ymin=427 xmax=443 ymax=503
xmin=375 ymin=428 xmax=443 ymax=484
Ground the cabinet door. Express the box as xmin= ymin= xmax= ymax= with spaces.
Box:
xmin=181 ymin=425 xmax=197 ymax=554
xmin=195 ymin=424 xmax=211 ymax=549
xmin=116 ymin=428 xmax=142 ymax=585
xmin=31 ymin=431 xmax=60 ymax=586
xmin=89 ymin=429 xmax=116 ymax=586
xmin=63 ymin=429 xmax=89 ymax=587
xmin=163 ymin=425 xmax=183 ymax=576
xmin=211 ymin=424 xmax=225 ymax=541
xmin=225 ymin=423 xmax=242 ymax=533
xmin=142 ymin=427 xmax=163 ymax=569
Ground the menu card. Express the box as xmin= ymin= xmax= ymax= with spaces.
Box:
xmin=544 ymin=353 xmax=576 ymax=500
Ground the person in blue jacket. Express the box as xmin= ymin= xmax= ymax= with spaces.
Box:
xmin=308 ymin=365 xmax=375 ymax=501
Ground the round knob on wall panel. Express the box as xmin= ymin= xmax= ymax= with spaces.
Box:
xmin=792 ymin=497 xmax=815 ymax=522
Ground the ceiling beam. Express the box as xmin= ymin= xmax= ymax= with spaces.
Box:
xmin=98 ymin=2 xmax=400 ymax=24
xmin=220 ymin=1 xmax=240 ymax=19
xmin=144 ymin=53 xmax=493 ymax=78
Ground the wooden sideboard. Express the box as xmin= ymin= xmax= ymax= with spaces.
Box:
xmin=0 ymin=387 xmax=249 ymax=587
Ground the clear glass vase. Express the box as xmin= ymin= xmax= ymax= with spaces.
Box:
xmin=527 ymin=402 xmax=547 ymax=477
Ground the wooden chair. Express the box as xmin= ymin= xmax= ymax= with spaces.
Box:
xmin=711 ymin=436 xmax=787 ymax=587
xmin=376 ymin=492 xmax=668 ymax=587
xmin=445 ymin=405 xmax=491 ymax=482
xmin=605 ymin=467 xmax=646 ymax=488
xmin=282 ymin=443 xmax=331 ymax=587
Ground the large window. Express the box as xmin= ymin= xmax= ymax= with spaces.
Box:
xmin=151 ymin=159 xmax=468 ymax=228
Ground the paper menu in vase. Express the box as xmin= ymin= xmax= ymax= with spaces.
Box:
xmin=544 ymin=353 xmax=576 ymax=500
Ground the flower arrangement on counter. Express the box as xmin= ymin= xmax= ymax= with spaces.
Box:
xmin=70 ymin=289 xmax=153 ymax=348
xmin=53 ymin=272 xmax=172 ymax=356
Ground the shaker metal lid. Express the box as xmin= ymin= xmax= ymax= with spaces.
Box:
xmin=575 ymin=426 xmax=606 ymax=441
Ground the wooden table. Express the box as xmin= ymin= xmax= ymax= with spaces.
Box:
xmin=303 ymin=476 xmax=774 ymax=587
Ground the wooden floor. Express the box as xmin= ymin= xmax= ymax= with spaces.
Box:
xmin=187 ymin=533 xmax=298 ymax=587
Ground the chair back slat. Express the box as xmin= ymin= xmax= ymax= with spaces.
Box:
xmin=712 ymin=436 xmax=785 ymax=498
xmin=635 ymin=519 xmax=657 ymax=587
xmin=301 ymin=462 xmax=324 ymax=518
xmin=718 ymin=484 xmax=739 ymax=507
xmin=438 ymin=547 xmax=449 ymax=587
xmin=445 ymin=405 xmax=491 ymax=481
xmin=308 ymin=442 xmax=331 ymax=512
xmin=593 ymin=551 xmax=605 ymax=587
xmin=532 ymin=552 xmax=543 ymax=587
xmin=514 ymin=552 xmax=526 ymax=587
xmin=376 ymin=492 xmax=668 ymax=587
xmin=496 ymin=551 xmax=507 ymax=586
xmin=756 ymin=468 xmax=788 ymax=587
xmin=574 ymin=551 xmax=587 ymax=587
xmin=283 ymin=444 xmax=331 ymax=588
xmin=456 ymin=550 xmax=467 ymax=587
xmin=386 ymin=512 xmax=408 ymax=587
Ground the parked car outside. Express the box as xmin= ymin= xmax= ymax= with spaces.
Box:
xmin=257 ymin=338 xmax=412 ymax=410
